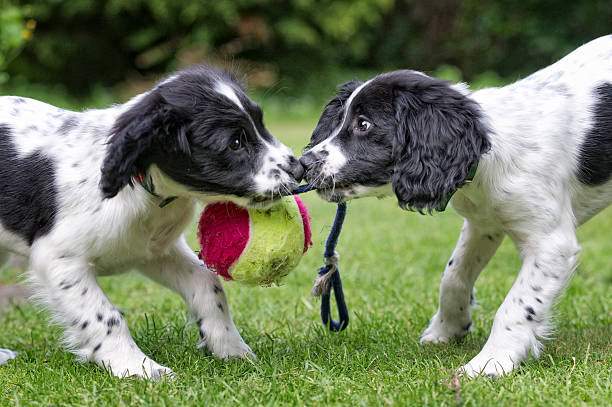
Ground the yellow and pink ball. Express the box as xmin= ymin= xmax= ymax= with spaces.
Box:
xmin=198 ymin=196 xmax=312 ymax=286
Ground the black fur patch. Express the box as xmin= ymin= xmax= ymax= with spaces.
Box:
xmin=577 ymin=83 xmax=612 ymax=185
xmin=100 ymin=66 xmax=285 ymax=200
xmin=0 ymin=125 xmax=58 ymax=244
xmin=387 ymin=71 xmax=491 ymax=212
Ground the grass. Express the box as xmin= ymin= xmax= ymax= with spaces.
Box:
xmin=0 ymin=118 xmax=611 ymax=406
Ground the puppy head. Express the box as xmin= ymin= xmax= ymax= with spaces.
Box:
xmin=100 ymin=66 xmax=303 ymax=207
xmin=301 ymin=70 xmax=490 ymax=212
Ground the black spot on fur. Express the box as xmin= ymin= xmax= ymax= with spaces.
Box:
xmin=60 ymin=280 xmax=74 ymax=290
xmin=0 ymin=125 xmax=58 ymax=245
xmin=463 ymin=321 xmax=472 ymax=331
xmin=531 ymin=285 xmax=541 ymax=292
xmin=536 ymin=297 xmax=542 ymax=304
xmin=58 ymin=116 xmax=78 ymax=134
xmin=196 ymin=318 xmax=203 ymax=327
xmin=577 ymin=83 xmax=612 ymax=185
xmin=526 ymin=306 xmax=536 ymax=315
xmin=505 ymin=326 xmax=512 ymax=331
xmin=81 ymin=321 xmax=89 ymax=329
xmin=486 ymin=235 xmax=493 ymax=241
xmin=81 ymin=287 xmax=88 ymax=296
xmin=217 ymin=303 xmax=224 ymax=312
xmin=13 ymin=97 xmax=25 ymax=104
xmin=448 ymin=258 xmax=454 ymax=266
xmin=107 ymin=317 xmax=120 ymax=327
xmin=214 ymin=285 xmax=221 ymax=294
xmin=199 ymin=329 xmax=205 ymax=339
xmin=526 ymin=314 xmax=534 ymax=321
xmin=93 ymin=343 xmax=101 ymax=352
xmin=96 ymin=313 xmax=103 ymax=321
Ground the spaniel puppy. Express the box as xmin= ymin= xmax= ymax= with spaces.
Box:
xmin=300 ymin=35 xmax=612 ymax=377
xmin=0 ymin=66 xmax=303 ymax=379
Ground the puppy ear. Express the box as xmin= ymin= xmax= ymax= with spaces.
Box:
xmin=307 ymin=80 xmax=362 ymax=149
xmin=100 ymin=90 xmax=189 ymax=199
xmin=387 ymin=71 xmax=490 ymax=212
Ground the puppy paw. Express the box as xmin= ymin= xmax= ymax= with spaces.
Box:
xmin=101 ymin=354 xmax=174 ymax=380
xmin=459 ymin=352 xmax=518 ymax=378
xmin=419 ymin=313 xmax=472 ymax=344
xmin=199 ymin=325 xmax=255 ymax=360
xmin=0 ymin=348 xmax=18 ymax=365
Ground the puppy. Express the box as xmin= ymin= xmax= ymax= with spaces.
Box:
xmin=0 ymin=66 xmax=303 ymax=378
xmin=300 ymin=35 xmax=612 ymax=377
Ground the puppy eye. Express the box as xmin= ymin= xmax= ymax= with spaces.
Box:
xmin=229 ymin=130 xmax=247 ymax=151
xmin=357 ymin=119 xmax=372 ymax=132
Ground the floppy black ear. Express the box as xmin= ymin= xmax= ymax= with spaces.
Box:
xmin=100 ymin=90 xmax=189 ymax=199
xmin=307 ymin=80 xmax=363 ymax=149
xmin=387 ymin=71 xmax=490 ymax=212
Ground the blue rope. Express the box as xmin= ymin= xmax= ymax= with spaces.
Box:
xmin=293 ymin=184 xmax=349 ymax=331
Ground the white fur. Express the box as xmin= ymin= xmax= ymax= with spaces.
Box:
xmin=215 ymin=82 xmax=244 ymax=111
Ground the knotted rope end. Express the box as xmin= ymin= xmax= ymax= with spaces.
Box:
xmin=311 ymin=252 xmax=339 ymax=297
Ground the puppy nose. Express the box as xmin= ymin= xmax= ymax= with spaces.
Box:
xmin=299 ymin=152 xmax=315 ymax=170
xmin=287 ymin=155 xmax=304 ymax=183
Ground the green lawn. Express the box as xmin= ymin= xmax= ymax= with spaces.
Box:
xmin=0 ymin=119 xmax=610 ymax=406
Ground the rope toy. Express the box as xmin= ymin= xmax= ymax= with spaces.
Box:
xmin=293 ymin=184 xmax=349 ymax=332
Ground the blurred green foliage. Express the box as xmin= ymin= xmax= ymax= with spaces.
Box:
xmin=1 ymin=0 xmax=611 ymax=110
xmin=0 ymin=1 xmax=34 ymax=84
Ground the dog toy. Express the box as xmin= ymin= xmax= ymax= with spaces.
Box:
xmin=198 ymin=196 xmax=312 ymax=286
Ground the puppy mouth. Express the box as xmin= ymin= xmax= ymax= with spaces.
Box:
xmin=246 ymin=182 xmax=299 ymax=208
xmin=316 ymin=185 xmax=356 ymax=203
xmin=247 ymin=194 xmax=283 ymax=208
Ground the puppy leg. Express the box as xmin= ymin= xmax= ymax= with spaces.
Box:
xmin=0 ymin=249 xmax=19 ymax=366
xmin=28 ymin=249 xmax=173 ymax=379
xmin=461 ymin=220 xmax=579 ymax=377
xmin=421 ymin=220 xmax=504 ymax=343
xmin=141 ymin=236 xmax=254 ymax=359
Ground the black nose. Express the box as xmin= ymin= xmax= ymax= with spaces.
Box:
xmin=299 ymin=152 xmax=315 ymax=170
xmin=285 ymin=155 xmax=304 ymax=183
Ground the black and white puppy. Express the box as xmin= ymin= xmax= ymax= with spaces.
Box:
xmin=0 ymin=66 xmax=303 ymax=378
xmin=300 ymin=35 xmax=612 ymax=377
